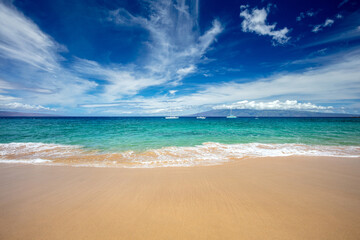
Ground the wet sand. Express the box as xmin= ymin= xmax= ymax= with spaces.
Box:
xmin=0 ymin=156 xmax=360 ymax=240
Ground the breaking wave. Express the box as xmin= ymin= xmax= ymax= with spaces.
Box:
xmin=0 ymin=142 xmax=359 ymax=168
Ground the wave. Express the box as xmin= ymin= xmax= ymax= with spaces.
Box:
xmin=0 ymin=159 xmax=52 ymax=164
xmin=0 ymin=142 xmax=359 ymax=168
xmin=0 ymin=142 xmax=83 ymax=157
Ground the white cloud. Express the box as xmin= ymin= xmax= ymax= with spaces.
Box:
xmin=213 ymin=100 xmax=333 ymax=111
xmin=0 ymin=79 xmax=14 ymax=93
xmin=240 ymin=6 xmax=290 ymax=44
xmin=0 ymin=2 xmax=63 ymax=71
xmin=107 ymin=0 xmax=222 ymax=86
xmin=169 ymin=90 xmax=177 ymax=95
xmin=81 ymin=103 xmax=124 ymax=108
xmin=0 ymin=102 xmax=56 ymax=111
xmin=240 ymin=5 xmax=249 ymax=10
xmin=73 ymin=58 xmax=162 ymax=101
xmin=312 ymin=19 xmax=335 ymax=33
xmin=0 ymin=2 xmax=98 ymax=107
xmin=0 ymin=95 xmax=20 ymax=101
xmin=198 ymin=19 xmax=223 ymax=53
xmin=176 ymin=65 xmax=196 ymax=77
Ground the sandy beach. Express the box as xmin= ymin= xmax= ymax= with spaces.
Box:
xmin=0 ymin=156 xmax=359 ymax=240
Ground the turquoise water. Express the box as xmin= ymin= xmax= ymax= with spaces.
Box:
xmin=1 ymin=117 xmax=359 ymax=152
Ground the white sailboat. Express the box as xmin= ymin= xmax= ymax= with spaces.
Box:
xmin=226 ymin=108 xmax=237 ymax=119
xmin=195 ymin=106 xmax=206 ymax=119
xmin=165 ymin=116 xmax=179 ymax=119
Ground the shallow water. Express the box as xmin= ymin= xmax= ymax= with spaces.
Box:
xmin=1 ymin=117 xmax=359 ymax=167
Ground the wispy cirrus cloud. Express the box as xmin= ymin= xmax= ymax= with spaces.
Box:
xmin=0 ymin=1 xmax=97 ymax=108
xmin=312 ymin=19 xmax=335 ymax=33
xmin=73 ymin=58 xmax=164 ymax=102
xmin=239 ymin=5 xmax=290 ymax=44
xmin=0 ymin=2 xmax=63 ymax=71
xmin=0 ymin=79 xmax=14 ymax=93
xmin=0 ymin=94 xmax=20 ymax=102
xmin=107 ymin=0 xmax=222 ymax=80
xmin=176 ymin=65 xmax=196 ymax=78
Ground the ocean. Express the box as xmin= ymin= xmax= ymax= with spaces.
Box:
xmin=1 ymin=117 xmax=359 ymax=167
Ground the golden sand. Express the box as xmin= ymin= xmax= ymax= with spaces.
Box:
xmin=0 ymin=156 xmax=359 ymax=239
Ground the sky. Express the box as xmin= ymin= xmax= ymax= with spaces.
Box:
xmin=0 ymin=0 xmax=359 ymax=116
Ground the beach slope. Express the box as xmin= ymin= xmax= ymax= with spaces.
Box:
xmin=0 ymin=156 xmax=359 ymax=239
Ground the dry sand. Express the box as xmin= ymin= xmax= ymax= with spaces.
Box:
xmin=0 ymin=156 xmax=359 ymax=240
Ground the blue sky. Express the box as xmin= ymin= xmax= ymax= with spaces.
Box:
xmin=0 ymin=0 xmax=359 ymax=115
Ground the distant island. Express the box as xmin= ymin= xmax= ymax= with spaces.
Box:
xmin=189 ymin=109 xmax=357 ymax=117
xmin=0 ymin=111 xmax=57 ymax=117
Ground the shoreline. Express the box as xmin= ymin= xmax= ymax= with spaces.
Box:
xmin=1 ymin=156 xmax=360 ymax=239
xmin=1 ymin=142 xmax=359 ymax=168
xmin=1 ymin=154 xmax=360 ymax=169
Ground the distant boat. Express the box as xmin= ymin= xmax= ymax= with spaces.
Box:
xmin=226 ymin=108 xmax=237 ymax=119
xmin=165 ymin=103 xmax=179 ymax=119
xmin=196 ymin=116 xmax=206 ymax=119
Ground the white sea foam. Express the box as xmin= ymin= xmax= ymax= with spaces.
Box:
xmin=0 ymin=158 xmax=52 ymax=164
xmin=0 ymin=142 xmax=359 ymax=168
xmin=120 ymin=142 xmax=360 ymax=168
xmin=0 ymin=142 xmax=82 ymax=157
